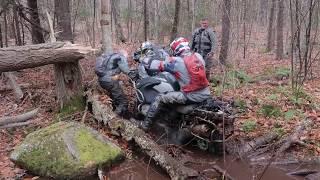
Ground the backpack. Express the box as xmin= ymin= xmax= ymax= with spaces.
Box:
xmin=182 ymin=53 xmax=209 ymax=92
xmin=95 ymin=53 xmax=117 ymax=77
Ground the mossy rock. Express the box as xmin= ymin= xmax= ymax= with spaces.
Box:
xmin=10 ymin=122 xmax=124 ymax=179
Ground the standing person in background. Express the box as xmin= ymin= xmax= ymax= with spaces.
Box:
xmin=190 ymin=18 xmax=216 ymax=80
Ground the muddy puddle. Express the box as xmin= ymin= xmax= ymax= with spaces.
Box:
xmin=187 ymin=148 xmax=305 ymax=180
xmin=107 ymin=146 xmax=319 ymax=180
xmin=107 ymin=157 xmax=170 ymax=180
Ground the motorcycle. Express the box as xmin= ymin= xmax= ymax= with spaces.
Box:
xmin=130 ymin=67 xmax=235 ymax=154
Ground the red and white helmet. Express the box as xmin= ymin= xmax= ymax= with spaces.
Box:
xmin=170 ymin=37 xmax=190 ymax=56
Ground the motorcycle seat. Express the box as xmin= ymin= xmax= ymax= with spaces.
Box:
xmin=136 ymin=77 xmax=161 ymax=89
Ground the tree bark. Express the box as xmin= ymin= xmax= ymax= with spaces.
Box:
xmin=54 ymin=0 xmax=73 ymax=42
xmin=191 ymin=0 xmax=195 ymax=32
xmin=86 ymin=90 xmax=199 ymax=179
xmin=4 ymin=11 xmax=8 ymax=47
xmin=276 ymin=0 xmax=284 ymax=59
xmin=111 ymin=0 xmax=126 ymax=43
xmin=170 ymin=0 xmax=180 ymax=42
xmin=0 ymin=108 xmax=39 ymax=126
xmin=266 ymin=0 xmax=276 ymax=52
xmin=0 ymin=42 xmax=94 ymax=72
xmin=259 ymin=0 xmax=268 ymax=25
xmin=13 ymin=6 xmax=22 ymax=46
xmin=27 ymin=0 xmax=45 ymax=44
xmin=155 ymin=0 xmax=160 ymax=42
xmin=101 ymin=0 xmax=113 ymax=53
xmin=143 ymin=0 xmax=148 ymax=41
xmin=0 ymin=20 xmax=3 ymax=48
xmin=219 ymin=0 xmax=231 ymax=65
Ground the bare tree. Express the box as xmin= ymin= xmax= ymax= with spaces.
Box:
xmin=144 ymin=0 xmax=148 ymax=41
xmin=170 ymin=0 xmax=180 ymax=41
xmin=111 ymin=0 xmax=126 ymax=43
xmin=266 ymin=0 xmax=276 ymax=52
xmin=27 ymin=0 xmax=44 ymax=44
xmin=0 ymin=19 xmax=3 ymax=48
xmin=55 ymin=0 xmax=73 ymax=42
xmin=101 ymin=0 xmax=113 ymax=53
xmin=4 ymin=11 xmax=8 ymax=47
xmin=219 ymin=0 xmax=231 ymax=65
xmin=276 ymin=0 xmax=284 ymax=59
xmin=13 ymin=6 xmax=22 ymax=46
xmin=155 ymin=0 xmax=160 ymax=42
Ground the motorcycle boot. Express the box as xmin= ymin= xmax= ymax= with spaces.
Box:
xmin=139 ymin=98 xmax=162 ymax=131
xmin=110 ymin=81 xmax=128 ymax=116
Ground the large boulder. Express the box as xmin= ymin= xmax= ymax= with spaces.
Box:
xmin=10 ymin=121 xmax=124 ymax=179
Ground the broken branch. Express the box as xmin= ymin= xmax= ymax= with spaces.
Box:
xmin=0 ymin=108 xmax=39 ymax=126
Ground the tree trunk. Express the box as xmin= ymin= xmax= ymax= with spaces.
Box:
xmin=276 ymin=0 xmax=284 ymax=59
xmin=143 ymin=0 xmax=148 ymax=41
xmin=13 ymin=7 xmax=22 ymax=46
xmin=219 ymin=0 xmax=231 ymax=65
xmin=170 ymin=0 xmax=180 ymax=42
xmin=0 ymin=42 xmax=93 ymax=72
xmin=54 ymin=0 xmax=83 ymax=108
xmin=27 ymin=0 xmax=45 ymax=44
xmin=266 ymin=0 xmax=276 ymax=52
xmin=155 ymin=0 xmax=160 ymax=42
xmin=191 ymin=0 xmax=195 ymax=32
xmin=101 ymin=0 xmax=113 ymax=53
xmin=54 ymin=62 xmax=83 ymax=108
xmin=0 ymin=20 xmax=3 ymax=48
xmin=4 ymin=11 xmax=8 ymax=47
xmin=111 ymin=0 xmax=126 ymax=43
xmin=259 ymin=0 xmax=268 ymax=25
xmin=54 ymin=0 xmax=73 ymax=42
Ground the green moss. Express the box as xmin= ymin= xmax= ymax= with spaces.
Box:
xmin=75 ymin=129 xmax=123 ymax=167
xmin=27 ymin=122 xmax=73 ymax=139
xmin=59 ymin=95 xmax=85 ymax=117
xmin=17 ymin=135 xmax=78 ymax=178
xmin=11 ymin=122 xmax=124 ymax=179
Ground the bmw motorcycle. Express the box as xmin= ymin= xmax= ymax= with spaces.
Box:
xmin=131 ymin=52 xmax=235 ymax=154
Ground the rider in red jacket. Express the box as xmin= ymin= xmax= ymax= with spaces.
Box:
xmin=138 ymin=37 xmax=211 ymax=131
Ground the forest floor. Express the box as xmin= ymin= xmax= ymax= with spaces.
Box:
xmin=0 ymin=41 xmax=320 ymax=179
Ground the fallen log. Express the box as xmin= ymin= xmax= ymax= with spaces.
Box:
xmin=287 ymin=169 xmax=318 ymax=176
xmin=0 ymin=108 xmax=39 ymax=126
xmin=238 ymin=132 xmax=279 ymax=157
xmin=3 ymin=72 xmax=23 ymax=101
xmin=276 ymin=118 xmax=313 ymax=154
xmin=0 ymin=42 xmax=96 ymax=72
xmin=305 ymin=172 xmax=320 ymax=180
xmin=86 ymin=90 xmax=199 ymax=179
xmin=0 ymin=121 xmax=32 ymax=129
